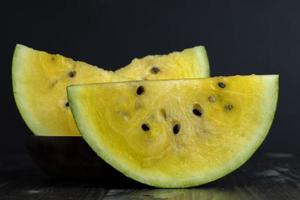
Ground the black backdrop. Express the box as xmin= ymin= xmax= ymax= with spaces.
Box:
xmin=1 ymin=0 xmax=299 ymax=155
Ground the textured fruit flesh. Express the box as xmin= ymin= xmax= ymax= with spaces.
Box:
xmin=115 ymin=46 xmax=209 ymax=80
xmin=68 ymin=75 xmax=278 ymax=188
xmin=12 ymin=45 xmax=209 ymax=136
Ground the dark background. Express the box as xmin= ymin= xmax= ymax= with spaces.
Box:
xmin=1 ymin=0 xmax=299 ymax=155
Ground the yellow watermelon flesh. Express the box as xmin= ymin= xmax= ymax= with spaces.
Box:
xmin=12 ymin=44 xmax=209 ymax=136
xmin=68 ymin=75 xmax=278 ymax=188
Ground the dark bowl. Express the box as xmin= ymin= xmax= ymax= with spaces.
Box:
xmin=25 ymin=136 xmax=123 ymax=180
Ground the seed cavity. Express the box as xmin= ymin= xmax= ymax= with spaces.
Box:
xmin=135 ymin=101 xmax=143 ymax=109
xmin=141 ymin=123 xmax=150 ymax=132
xmin=160 ymin=109 xmax=167 ymax=120
xmin=136 ymin=86 xmax=144 ymax=95
xmin=65 ymin=102 xmax=69 ymax=107
xmin=118 ymin=111 xmax=131 ymax=121
xmin=50 ymin=80 xmax=58 ymax=89
xmin=150 ymin=66 xmax=160 ymax=74
xmin=173 ymin=124 xmax=181 ymax=134
xmin=68 ymin=70 xmax=76 ymax=78
xmin=224 ymin=104 xmax=234 ymax=111
xmin=218 ymin=82 xmax=226 ymax=88
xmin=208 ymin=96 xmax=216 ymax=102
xmin=192 ymin=104 xmax=203 ymax=117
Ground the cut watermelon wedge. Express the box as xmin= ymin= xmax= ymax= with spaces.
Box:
xmin=67 ymin=75 xmax=278 ymax=188
xmin=12 ymin=45 xmax=209 ymax=136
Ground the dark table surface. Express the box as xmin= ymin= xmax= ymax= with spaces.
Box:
xmin=0 ymin=147 xmax=299 ymax=200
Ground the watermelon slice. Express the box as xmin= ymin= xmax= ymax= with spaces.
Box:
xmin=68 ymin=75 xmax=278 ymax=188
xmin=12 ymin=44 xmax=209 ymax=136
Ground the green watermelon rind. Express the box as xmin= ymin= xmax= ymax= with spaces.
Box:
xmin=68 ymin=75 xmax=278 ymax=188
xmin=12 ymin=44 xmax=40 ymax=135
xmin=193 ymin=46 xmax=210 ymax=77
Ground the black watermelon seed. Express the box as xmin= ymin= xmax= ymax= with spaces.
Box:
xmin=173 ymin=124 xmax=181 ymax=134
xmin=68 ymin=71 xmax=76 ymax=78
xmin=193 ymin=108 xmax=202 ymax=117
xmin=224 ymin=104 xmax=234 ymax=111
xmin=136 ymin=86 xmax=144 ymax=95
xmin=193 ymin=104 xmax=203 ymax=117
xmin=65 ymin=102 xmax=69 ymax=107
xmin=218 ymin=82 xmax=226 ymax=88
xmin=150 ymin=66 xmax=160 ymax=74
xmin=141 ymin=123 xmax=150 ymax=131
